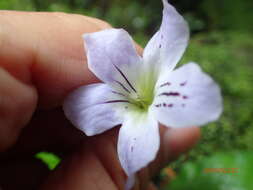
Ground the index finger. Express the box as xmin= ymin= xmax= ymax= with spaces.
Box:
xmin=0 ymin=11 xmax=117 ymax=107
xmin=0 ymin=12 xmax=135 ymax=150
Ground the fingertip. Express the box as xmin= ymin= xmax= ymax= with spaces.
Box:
xmin=0 ymin=68 xmax=37 ymax=151
xmin=164 ymin=126 xmax=200 ymax=160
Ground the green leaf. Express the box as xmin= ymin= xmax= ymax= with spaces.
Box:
xmin=35 ymin=152 xmax=61 ymax=170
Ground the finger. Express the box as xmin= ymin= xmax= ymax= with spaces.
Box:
xmin=147 ymin=183 xmax=158 ymax=190
xmin=40 ymin=129 xmax=122 ymax=190
xmin=0 ymin=12 xmax=112 ymax=151
xmin=136 ymin=126 xmax=200 ymax=189
xmin=0 ymin=12 xmax=142 ymax=151
xmin=0 ymin=11 xmax=107 ymax=107
xmin=40 ymin=127 xmax=200 ymax=190
xmin=40 ymin=134 xmax=120 ymax=190
xmin=148 ymin=126 xmax=200 ymax=176
xmin=1 ymin=108 xmax=83 ymax=157
xmin=0 ymin=11 xmax=142 ymax=108
xmin=0 ymin=68 xmax=37 ymax=151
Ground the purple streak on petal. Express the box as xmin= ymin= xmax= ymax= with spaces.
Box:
xmin=158 ymin=92 xmax=180 ymax=97
xmin=159 ymin=82 xmax=171 ymax=88
xmin=180 ymin=81 xmax=187 ymax=86
xmin=111 ymin=90 xmax=127 ymax=97
xmin=104 ymin=100 xmax=130 ymax=104
xmin=159 ymin=44 xmax=162 ymax=48
xmin=113 ymin=64 xmax=137 ymax=93
xmin=115 ymin=80 xmax=131 ymax=94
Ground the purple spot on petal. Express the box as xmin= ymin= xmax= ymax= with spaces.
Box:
xmin=155 ymin=104 xmax=161 ymax=107
xmin=161 ymin=35 xmax=164 ymax=39
xmin=180 ymin=81 xmax=187 ymax=86
xmin=182 ymin=104 xmax=185 ymax=107
xmin=168 ymin=104 xmax=173 ymax=107
xmin=131 ymin=146 xmax=134 ymax=152
xmin=183 ymin=95 xmax=188 ymax=99
xmin=161 ymin=103 xmax=173 ymax=108
xmin=159 ymin=44 xmax=162 ymax=48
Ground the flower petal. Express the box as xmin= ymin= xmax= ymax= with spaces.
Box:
xmin=125 ymin=175 xmax=135 ymax=190
xmin=83 ymin=29 xmax=142 ymax=94
xmin=152 ymin=62 xmax=222 ymax=127
xmin=63 ymin=83 xmax=125 ymax=136
xmin=118 ymin=113 xmax=159 ymax=177
xmin=143 ymin=0 xmax=189 ymax=72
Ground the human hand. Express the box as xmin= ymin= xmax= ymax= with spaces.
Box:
xmin=0 ymin=12 xmax=200 ymax=190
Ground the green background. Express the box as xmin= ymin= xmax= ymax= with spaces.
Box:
xmin=1 ymin=0 xmax=252 ymax=189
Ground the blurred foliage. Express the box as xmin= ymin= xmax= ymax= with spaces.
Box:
xmin=0 ymin=0 xmax=252 ymax=33
xmin=1 ymin=0 xmax=253 ymax=189
xmin=166 ymin=151 xmax=253 ymax=190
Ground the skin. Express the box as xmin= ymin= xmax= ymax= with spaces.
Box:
xmin=0 ymin=11 xmax=200 ymax=190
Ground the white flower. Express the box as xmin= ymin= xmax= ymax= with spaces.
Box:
xmin=63 ymin=0 xmax=222 ymax=189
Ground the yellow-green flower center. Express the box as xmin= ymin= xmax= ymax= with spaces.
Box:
xmin=127 ymin=69 xmax=158 ymax=112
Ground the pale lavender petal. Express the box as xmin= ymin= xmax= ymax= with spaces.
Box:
xmin=152 ymin=62 xmax=222 ymax=127
xmin=125 ymin=175 xmax=135 ymax=190
xmin=118 ymin=114 xmax=159 ymax=185
xmin=63 ymin=83 xmax=125 ymax=136
xmin=143 ymin=0 xmax=189 ymax=71
xmin=83 ymin=29 xmax=142 ymax=93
